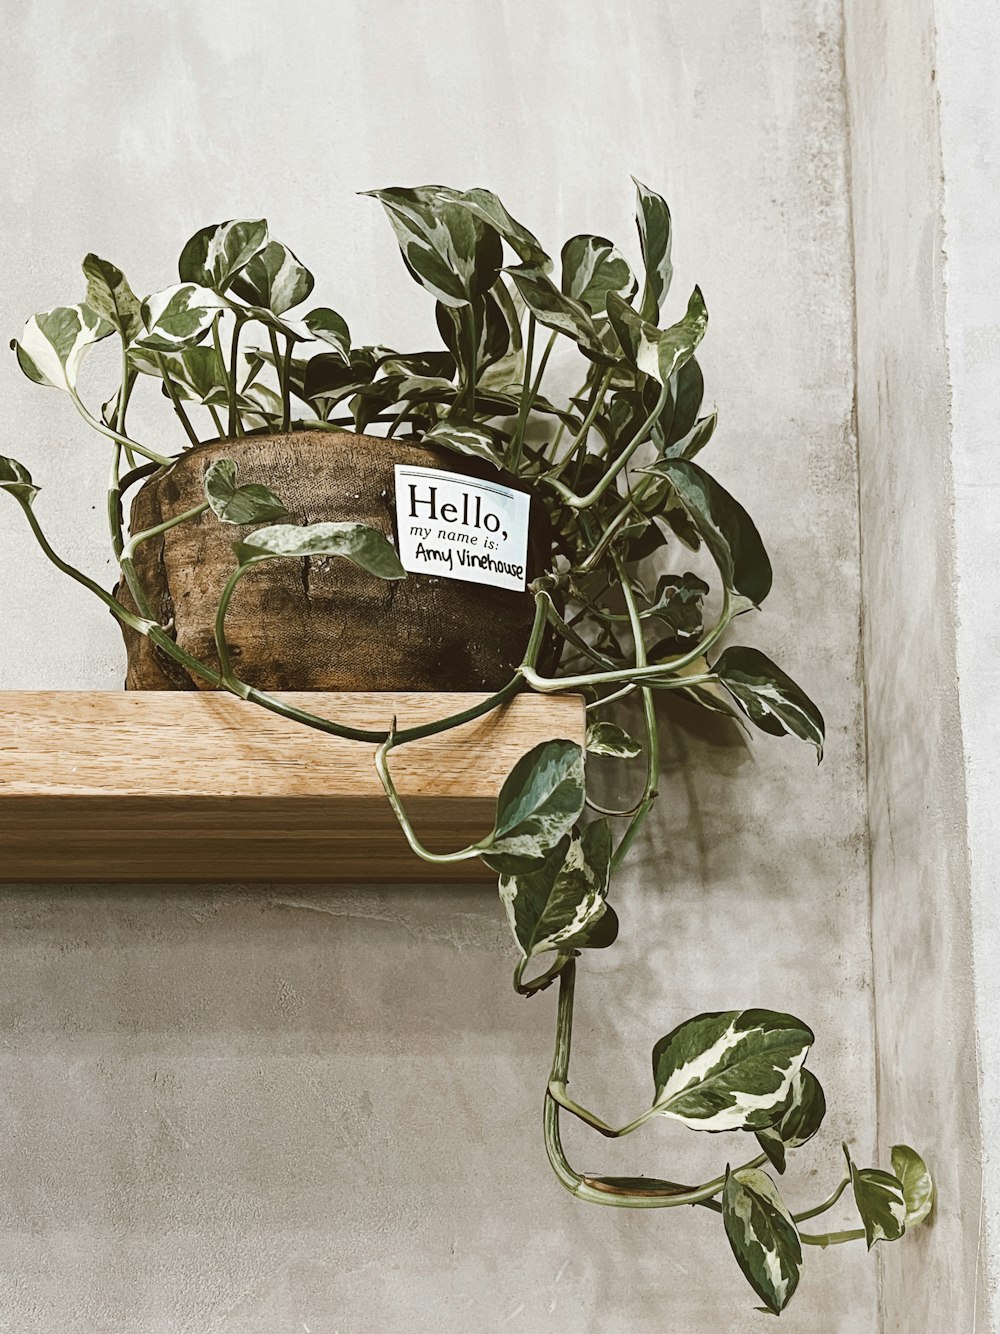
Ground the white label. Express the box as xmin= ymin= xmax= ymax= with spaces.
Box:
xmin=393 ymin=464 xmax=531 ymax=592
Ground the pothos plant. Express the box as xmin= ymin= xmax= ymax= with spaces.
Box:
xmin=2 ymin=181 xmax=932 ymax=1316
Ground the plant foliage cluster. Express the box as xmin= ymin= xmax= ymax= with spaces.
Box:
xmin=1 ymin=181 xmax=931 ymax=1315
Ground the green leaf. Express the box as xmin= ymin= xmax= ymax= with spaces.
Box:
xmin=650 ymin=1009 xmax=814 ymax=1132
xmin=714 ymin=647 xmax=825 ymax=760
xmin=137 ymin=284 xmax=229 ymax=352
xmin=0 ymin=456 xmax=39 ymax=505
xmin=82 ymin=254 xmax=143 ymax=342
xmin=480 ymin=740 xmax=586 ymax=874
xmin=667 ymin=411 xmax=718 ymax=461
xmin=755 ymin=1069 xmax=827 ymax=1174
xmin=423 ymin=421 xmax=504 ymax=468
xmin=890 ymin=1145 xmax=934 ymax=1228
xmin=844 ymin=1145 xmax=907 ymax=1249
xmin=654 ymin=357 xmax=703 ymax=450
xmin=234 ymin=521 xmax=406 ymax=579
xmin=302 ymin=307 xmax=351 ymax=363
xmin=229 ymin=240 xmax=314 ymax=315
xmin=633 ymin=178 xmax=673 ymax=324
xmin=657 ymin=288 xmax=708 ymax=382
xmin=437 ymin=187 xmax=552 ymax=270
xmin=178 ymin=218 xmax=270 ymax=293
xmin=605 ymin=292 xmax=661 ymax=378
xmin=504 ymin=262 xmax=604 ymax=356
xmin=129 ymin=344 xmax=229 ymax=405
xmin=11 ymin=304 xmax=113 ymax=392
xmin=723 ymin=1167 xmax=802 ymax=1315
xmin=644 ymin=458 xmax=772 ymax=606
xmin=498 ymin=820 xmax=612 ymax=958
xmin=585 ymin=721 xmax=642 ymax=759
xmin=560 ymin=234 xmax=637 ymax=317
xmin=642 ymin=572 xmax=708 ymax=641
xmin=364 ymin=185 xmax=502 ymax=308
xmin=204 ymin=459 xmax=287 ymax=525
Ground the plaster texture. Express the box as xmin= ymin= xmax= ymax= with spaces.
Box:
xmin=844 ymin=0 xmax=992 ymax=1327
xmin=0 ymin=1 xmax=902 ymax=1330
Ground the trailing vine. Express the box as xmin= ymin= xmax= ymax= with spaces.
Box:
xmin=1 ymin=182 xmax=932 ymax=1315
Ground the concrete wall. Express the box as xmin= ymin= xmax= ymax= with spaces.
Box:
xmin=0 ymin=2 xmax=921 ymax=1329
xmin=844 ymin=0 xmax=993 ymax=1328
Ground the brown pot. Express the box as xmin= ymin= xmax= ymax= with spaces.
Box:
xmin=117 ymin=430 xmax=554 ymax=692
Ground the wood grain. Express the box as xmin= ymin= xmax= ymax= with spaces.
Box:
xmin=0 ymin=691 xmax=585 ymax=883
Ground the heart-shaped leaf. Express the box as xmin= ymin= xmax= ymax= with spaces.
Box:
xmin=585 ymin=721 xmax=642 ymax=759
xmin=229 ymin=240 xmax=314 ymax=315
xmin=844 ymin=1144 xmax=907 ymax=1249
xmin=423 ymin=421 xmax=504 ymax=468
xmin=302 ymin=307 xmax=351 ymax=363
xmin=11 ymin=304 xmax=113 ymax=392
xmin=129 ymin=344 xmax=229 ymax=405
xmin=714 ymin=646 xmax=825 ymax=759
xmin=204 ymin=458 xmax=287 ymax=525
xmin=505 ymin=262 xmax=605 ymax=356
xmin=723 ymin=1167 xmax=801 ymax=1315
xmin=755 ymin=1069 xmax=827 ymax=1174
xmin=498 ymin=819 xmax=613 ymax=958
xmin=234 ymin=521 xmax=406 ymax=579
xmin=364 ymin=185 xmax=502 ymax=308
xmin=480 ymin=739 xmax=586 ymax=873
xmin=650 ymin=1009 xmax=814 ymax=1131
xmin=644 ymin=458 xmax=772 ymax=606
xmin=137 ymin=284 xmax=229 ymax=352
xmin=438 ymin=187 xmax=552 ymax=270
xmin=560 ymin=234 xmax=637 ymax=317
xmin=633 ymin=178 xmax=673 ymax=324
xmin=82 ymin=254 xmax=143 ymax=343
xmin=0 ymin=456 xmax=39 ymax=505
xmin=179 ymin=219 xmax=270 ymax=292
xmin=890 ymin=1145 xmax=934 ymax=1228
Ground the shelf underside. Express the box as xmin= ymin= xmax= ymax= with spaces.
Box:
xmin=0 ymin=691 xmax=585 ymax=883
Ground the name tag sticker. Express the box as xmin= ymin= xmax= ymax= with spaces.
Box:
xmin=393 ymin=464 xmax=531 ymax=592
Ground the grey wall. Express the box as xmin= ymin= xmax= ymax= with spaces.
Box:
xmin=0 ymin=2 xmax=921 ymax=1329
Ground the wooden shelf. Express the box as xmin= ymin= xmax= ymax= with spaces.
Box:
xmin=0 ymin=691 xmax=585 ymax=883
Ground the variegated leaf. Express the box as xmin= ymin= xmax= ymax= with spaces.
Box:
xmin=650 ymin=1009 xmax=814 ymax=1131
xmin=560 ymin=234 xmax=637 ymax=317
xmin=204 ymin=458 xmax=287 ymax=525
xmin=667 ymin=411 xmax=718 ymax=461
xmin=505 ymin=262 xmax=604 ymax=356
xmin=137 ymin=284 xmax=229 ymax=352
xmin=890 ymin=1145 xmax=934 ymax=1228
xmin=129 ymin=344 xmax=227 ymax=405
xmin=480 ymin=740 xmax=586 ymax=874
xmin=723 ymin=1167 xmax=802 ymax=1315
xmin=423 ymin=421 xmax=504 ymax=468
xmin=303 ymin=307 xmax=351 ymax=363
xmin=437 ymin=187 xmax=552 ymax=270
xmin=178 ymin=218 xmax=269 ymax=292
xmin=845 ymin=1145 xmax=907 ymax=1249
xmin=644 ymin=457 xmax=772 ymax=606
xmin=498 ymin=819 xmax=612 ymax=959
xmin=714 ymin=647 xmax=825 ymax=760
xmin=11 ymin=303 xmax=113 ymax=392
xmin=229 ymin=239 xmax=314 ymax=315
xmin=364 ymin=185 xmax=501 ymax=308
xmin=643 ymin=572 xmax=708 ymax=640
xmin=655 ymin=357 xmax=704 ymax=450
xmin=82 ymin=254 xmax=143 ymax=342
xmin=633 ymin=178 xmax=673 ymax=324
xmin=0 ymin=456 xmax=39 ymax=505
xmin=755 ymin=1069 xmax=827 ymax=1174
xmin=606 ymin=292 xmax=662 ymax=379
xmin=585 ymin=721 xmax=641 ymax=759
xmin=234 ymin=521 xmax=406 ymax=578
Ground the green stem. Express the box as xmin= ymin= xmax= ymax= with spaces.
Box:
xmin=799 ymin=1227 xmax=866 ymax=1248
xmin=585 ymin=683 xmax=638 ymax=712
xmin=208 ymin=405 xmax=225 ymax=439
xmin=462 ymin=303 xmax=479 ymax=417
xmin=374 ymin=730 xmax=487 ymax=865
xmin=153 ymin=353 xmax=201 ymax=448
xmin=547 ymin=367 xmax=614 ymax=480
xmin=610 ymin=551 xmax=658 ymax=871
xmin=123 ymin=501 xmax=209 ymax=562
xmin=793 ymin=1176 xmax=850 ymax=1223
xmin=213 ymin=317 xmax=238 ymax=439
xmin=505 ymin=317 xmax=548 ymax=472
xmin=116 ymin=340 xmax=137 ymax=468
xmin=281 ymin=334 xmax=294 ymax=434
xmin=71 ymin=392 xmax=172 ymax=467
xmin=230 ymin=318 xmax=246 ymax=438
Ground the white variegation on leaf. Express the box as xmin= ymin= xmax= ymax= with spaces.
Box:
xmin=844 ymin=1145 xmax=907 ymax=1250
xmin=234 ymin=521 xmax=406 ymax=579
xmin=303 ymin=307 xmax=351 ymax=364
xmin=423 ymin=421 xmax=503 ymax=468
xmin=11 ymin=304 xmax=113 ymax=392
xmin=204 ymin=458 xmax=287 ymax=525
xmin=755 ymin=1068 xmax=827 ymax=1174
xmin=633 ymin=177 xmax=673 ymax=324
xmin=714 ymin=646 xmax=825 ymax=760
xmin=178 ymin=218 xmax=270 ymax=293
xmin=561 ymin=234 xmax=637 ymax=318
xmin=890 ymin=1145 xmax=934 ymax=1228
xmin=82 ymin=254 xmax=143 ymax=343
xmin=650 ymin=1008 xmax=814 ymax=1132
xmin=723 ymin=1167 xmax=802 ymax=1315
xmin=129 ymin=344 xmax=229 ymax=406
xmin=0 ymin=456 xmax=39 ymax=505
xmin=137 ymin=285 xmax=229 ymax=353
xmin=229 ymin=240 xmax=314 ymax=315
xmin=480 ymin=740 xmax=586 ymax=874
xmin=505 ymin=263 xmax=604 ymax=357
xmin=498 ymin=819 xmax=612 ymax=959
xmin=585 ymin=721 xmax=641 ymax=759
xmin=436 ymin=186 xmax=552 ymax=270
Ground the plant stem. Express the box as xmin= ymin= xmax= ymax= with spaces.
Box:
xmin=799 ymin=1227 xmax=866 ymax=1248
xmin=792 ymin=1176 xmax=850 ymax=1223
xmin=547 ymin=367 xmax=614 ymax=480
xmin=208 ymin=405 xmax=225 ymax=438
xmin=213 ymin=317 xmax=238 ymax=439
xmin=374 ymin=731 xmax=487 ymax=865
xmin=153 ymin=353 xmax=201 ymax=448
xmin=507 ymin=323 xmax=557 ymax=473
xmin=116 ymin=340 xmax=137 ymax=468
xmin=585 ymin=683 xmax=638 ymax=711
xmin=281 ymin=334 xmax=294 ymax=433
xmin=122 ymin=501 xmax=209 ymax=561
xmin=71 ymin=392 xmax=172 ymax=467
xmin=610 ymin=551 xmax=658 ymax=871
